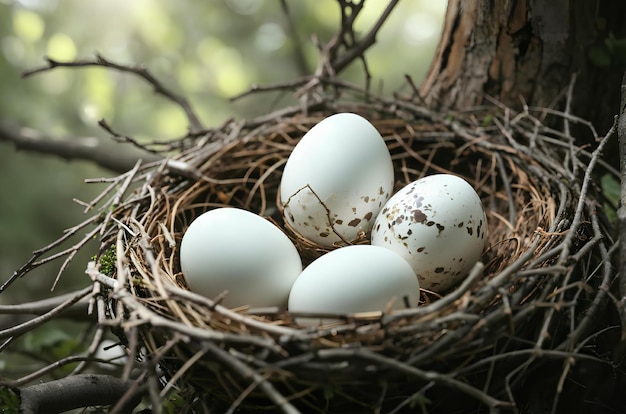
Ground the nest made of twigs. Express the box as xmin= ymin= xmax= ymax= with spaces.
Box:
xmin=90 ymin=84 xmax=615 ymax=413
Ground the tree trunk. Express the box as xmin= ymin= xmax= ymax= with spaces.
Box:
xmin=420 ymin=0 xmax=626 ymax=135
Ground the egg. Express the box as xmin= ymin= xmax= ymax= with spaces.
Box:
xmin=288 ymin=245 xmax=420 ymax=326
xmin=180 ymin=207 xmax=302 ymax=308
xmin=280 ymin=113 xmax=394 ymax=247
xmin=371 ymin=174 xmax=487 ymax=293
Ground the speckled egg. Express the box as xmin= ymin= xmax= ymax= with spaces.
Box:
xmin=280 ymin=113 xmax=394 ymax=247
xmin=371 ymin=174 xmax=487 ymax=293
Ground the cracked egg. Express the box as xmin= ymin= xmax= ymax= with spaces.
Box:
xmin=280 ymin=113 xmax=394 ymax=247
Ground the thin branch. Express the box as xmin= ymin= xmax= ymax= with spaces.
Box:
xmin=0 ymin=286 xmax=92 ymax=340
xmin=279 ymin=0 xmax=311 ymax=76
xmin=331 ymin=0 xmax=401 ymax=74
xmin=23 ymin=54 xmax=204 ymax=132
xmin=0 ymin=289 xmax=91 ymax=320
xmin=618 ymin=68 xmax=626 ymax=342
xmin=0 ymin=121 xmax=160 ymax=173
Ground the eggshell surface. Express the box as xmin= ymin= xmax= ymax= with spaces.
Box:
xmin=280 ymin=113 xmax=394 ymax=247
xmin=371 ymin=174 xmax=487 ymax=293
xmin=288 ymin=245 xmax=420 ymax=326
xmin=180 ymin=208 xmax=302 ymax=308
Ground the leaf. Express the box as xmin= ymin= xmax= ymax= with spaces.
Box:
xmin=0 ymin=386 xmax=20 ymax=414
xmin=601 ymin=173 xmax=620 ymax=223
xmin=588 ymin=44 xmax=612 ymax=68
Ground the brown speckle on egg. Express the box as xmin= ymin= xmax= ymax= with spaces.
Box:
xmin=436 ymin=223 xmax=445 ymax=234
xmin=362 ymin=196 xmax=370 ymax=202
xmin=319 ymin=232 xmax=329 ymax=237
xmin=412 ymin=209 xmax=427 ymax=223
xmin=348 ymin=218 xmax=362 ymax=227
xmin=336 ymin=219 xmax=344 ymax=225
xmin=434 ymin=267 xmax=444 ymax=273
xmin=364 ymin=212 xmax=373 ymax=221
xmin=466 ymin=226 xmax=473 ymax=236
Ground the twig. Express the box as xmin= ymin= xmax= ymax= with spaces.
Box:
xmin=23 ymin=54 xmax=204 ymax=132
xmin=279 ymin=0 xmax=310 ymax=76
xmin=0 ymin=120 xmax=159 ymax=173
xmin=205 ymin=342 xmax=301 ymax=414
xmin=0 ymin=289 xmax=91 ymax=319
xmin=617 ymin=68 xmax=626 ymax=343
xmin=331 ymin=0 xmax=400 ymax=74
xmin=0 ymin=286 xmax=92 ymax=340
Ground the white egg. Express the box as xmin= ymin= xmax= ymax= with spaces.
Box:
xmin=280 ymin=113 xmax=394 ymax=247
xmin=371 ymin=174 xmax=487 ymax=293
xmin=288 ymin=245 xmax=420 ymax=326
xmin=180 ymin=207 xmax=302 ymax=308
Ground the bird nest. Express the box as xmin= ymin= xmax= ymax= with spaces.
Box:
xmin=67 ymin=81 xmax=613 ymax=413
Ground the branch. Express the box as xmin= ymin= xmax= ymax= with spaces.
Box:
xmin=23 ymin=54 xmax=204 ymax=132
xmin=279 ymin=0 xmax=311 ymax=76
xmin=618 ymin=68 xmax=626 ymax=342
xmin=0 ymin=289 xmax=91 ymax=322
xmin=331 ymin=0 xmax=400 ymax=74
xmin=0 ymin=121 xmax=161 ymax=173
xmin=18 ymin=374 xmax=142 ymax=414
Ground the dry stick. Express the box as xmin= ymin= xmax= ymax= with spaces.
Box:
xmin=331 ymin=0 xmax=400 ymax=74
xmin=1 ymin=214 xmax=101 ymax=292
xmin=0 ymin=286 xmax=92 ymax=340
xmin=0 ymin=121 xmax=157 ymax=173
xmin=205 ymin=341 xmax=301 ymax=414
xmin=87 ymin=264 xmax=286 ymax=351
xmin=23 ymin=54 xmax=203 ymax=132
xmin=618 ymin=69 xmax=626 ymax=343
xmin=0 ymin=289 xmax=90 ymax=316
xmin=316 ymin=347 xmax=512 ymax=411
xmin=280 ymin=0 xmax=310 ymax=75
xmin=3 ymin=355 xmax=116 ymax=388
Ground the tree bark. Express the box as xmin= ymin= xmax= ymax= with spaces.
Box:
xmin=18 ymin=374 xmax=141 ymax=414
xmin=420 ymin=0 xmax=626 ymax=134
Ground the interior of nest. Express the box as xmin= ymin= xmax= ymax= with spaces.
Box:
xmin=121 ymin=105 xmax=557 ymax=333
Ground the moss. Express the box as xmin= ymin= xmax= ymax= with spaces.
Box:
xmin=92 ymin=245 xmax=116 ymax=276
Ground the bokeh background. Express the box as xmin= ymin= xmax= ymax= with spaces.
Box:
xmin=0 ymin=0 xmax=445 ymax=377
